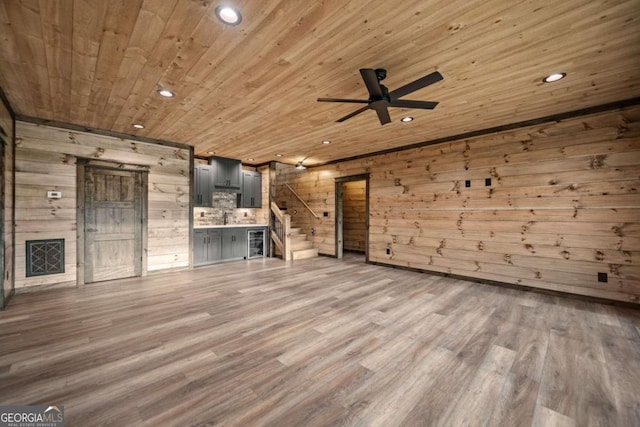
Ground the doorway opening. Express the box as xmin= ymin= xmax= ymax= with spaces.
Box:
xmin=335 ymin=174 xmax=369 ymax=261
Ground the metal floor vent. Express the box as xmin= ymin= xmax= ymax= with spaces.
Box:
xmin=26 ymin=239 xmax=65 ymax=277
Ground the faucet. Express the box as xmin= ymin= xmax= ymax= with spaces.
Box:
xmin=223 ymin=211 xmax=229 ymax=225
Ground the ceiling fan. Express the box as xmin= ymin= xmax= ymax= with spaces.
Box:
xmin=318 ymin=68 xmax=443 ymax=125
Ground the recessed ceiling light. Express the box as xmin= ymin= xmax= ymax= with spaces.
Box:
xmin=322 ymin=140 xmax=331 ymax=145
xmin=207 ymin=151 xmax=215 ymax=155
xmin=542 ymin=72 xmax=566 ymax=83
xmin=401 ymin=116 xmax=414 ymax=123
xmin=215 ymin=5 xmax=242 ymax=26
xmin=157 ymin=88 xmax=175 ymax=98
xmin=275 ymin=153 xmax=283 ymax=157
xmin=132 ymin=124 xmax=144 ymax=129
xmin=295 ymin=162 xmax=306 ymax=170
xmin=247 ymin=158 xmax=255 ymax=161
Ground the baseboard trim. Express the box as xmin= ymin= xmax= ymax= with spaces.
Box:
xmin=366 ymin=260 xmax=640 ymax=309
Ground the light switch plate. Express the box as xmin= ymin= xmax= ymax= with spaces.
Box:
xmin=47 ymin=191 xmax=62 ymax=199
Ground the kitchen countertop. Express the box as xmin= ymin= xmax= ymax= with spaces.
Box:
xmin=193 ymin=224 xmax=268 ymax=229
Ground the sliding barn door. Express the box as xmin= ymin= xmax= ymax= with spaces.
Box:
xmin=84 ymin=166 xmax=144 ymax=283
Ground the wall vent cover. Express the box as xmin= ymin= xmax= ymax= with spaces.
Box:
xmin=26 ymin=239 xmax=65 ymax=277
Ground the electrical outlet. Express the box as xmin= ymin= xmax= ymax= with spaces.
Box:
xmin=465 ymin=180 xmax=471 ymax=188
xmin=598 ymin=272 xmax=608 ymax=283
xmin=323 ymin=211 xmax=329 ymax=217
xmin=485 ymin=178 xmax=492 ymax=186
xmin=386 ymin=248 xmax=391 ymax=255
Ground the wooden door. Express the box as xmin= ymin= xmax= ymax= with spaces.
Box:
xmin=84 ymin=166 xmax=144 ymax=283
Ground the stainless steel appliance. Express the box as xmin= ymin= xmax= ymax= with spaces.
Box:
xmin=247 ymin=228 xmax=266 ymax=259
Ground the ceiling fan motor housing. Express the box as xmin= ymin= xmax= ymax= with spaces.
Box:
xmin=374 ymin=68 xmax=387 ymax=81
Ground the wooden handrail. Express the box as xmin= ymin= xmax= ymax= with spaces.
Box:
xmin=285 ymin=184 xmax=320 ymax=219
xmin=271 ymin=201 xmax=284 ymax=221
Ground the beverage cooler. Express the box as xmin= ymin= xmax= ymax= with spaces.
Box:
xmin=247 ymin=228 xmax=266 ymax=259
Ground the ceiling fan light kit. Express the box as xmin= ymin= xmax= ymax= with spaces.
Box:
xmin=318 ymin=68 xmax=443 ymax=125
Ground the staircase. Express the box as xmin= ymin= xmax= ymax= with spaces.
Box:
xmin=289 ymin=225 xmax=319 ymax=260
xmin=270 ymin=201 xmax=318 ymax=261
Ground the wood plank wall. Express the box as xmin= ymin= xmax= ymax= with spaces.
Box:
xmin=342 ymin=180 xmax=366 ymax=252
xmin=0 ymin=99 xmax=14 ymax=301
xmin=14 ymin=121 xmax=190 ymax=291
xmin=275 ymin=106 xmax=640 ymax=303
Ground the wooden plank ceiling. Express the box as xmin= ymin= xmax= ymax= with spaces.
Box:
xmin=0 ymin=0 xmax=639 ymax=166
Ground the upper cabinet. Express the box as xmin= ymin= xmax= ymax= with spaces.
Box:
xmin=193 ymin=164 xmax=213 ymax=207
xmin=211 ymin=156 xmax=241 ymax=192
xmin=238 ymin=171 xmax=262 ymax=208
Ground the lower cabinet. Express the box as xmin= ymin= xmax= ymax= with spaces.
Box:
xmin=196 ymin=227 xmax=266 ymax=266
xmin=194 ymin=229 xmax=223 ymax=265
xmin=222 ymin=228 xmax=246 ymax=261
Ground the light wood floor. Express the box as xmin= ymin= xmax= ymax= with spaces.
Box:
xmin=1 ymin=254 xmax=639 ymax=426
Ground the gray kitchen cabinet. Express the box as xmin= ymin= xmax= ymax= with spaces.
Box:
xmin=222 ymin=228 xmax=246 ymax=260
xmin=211 ymin=156 xmax=241 ymax=192
xmin=193 ymin=164 xmax=213 ymax=206
xmin=238 ymin=171 xmax=262 ymax=208
xmin=194 ymin=226 xmax=267 ymax=267
xmin=194 ymin=229 xmax=208 ymax=265
xmin=208 ymin=230 xmax=223 ymax=261
xmin=194 ymin=229 xmax=222 ymax=265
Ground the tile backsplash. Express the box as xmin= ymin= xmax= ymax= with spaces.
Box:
xmin=194 ymin=192 xmax=261 ymax=226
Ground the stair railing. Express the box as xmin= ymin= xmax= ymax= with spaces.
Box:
xmin=285 ymin=184 xmax=320 ymax=219
xmin=270 ymin=201 xmax=292 ymax=261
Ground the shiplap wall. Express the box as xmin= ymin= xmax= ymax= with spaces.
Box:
xmin=343 ymin=180 xmax=366 ymax=252
xmin=0 ymin=100 xmax=14 ymax=301
xmin=15 ymin=121 xmax=191 ymax=291
xmin=275 ymin=106 xmax=640 ymax=303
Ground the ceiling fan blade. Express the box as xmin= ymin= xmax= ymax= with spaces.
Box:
xmin=372 ymin=105 xmax=391 ymax=125
xmin=360 ymin=68 xmax=383 ymax=98
xmin=317 ymin=98 xmax=370 ymax=104
xmin=388 ymin=99 xmax=439 ymax=109
xmin=389 ymin=71 xmax=443 ymax=100
xmin=336 ymin=105 xmax=369 ymax=122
